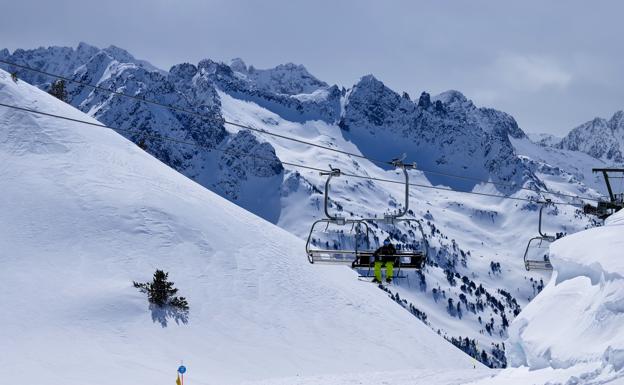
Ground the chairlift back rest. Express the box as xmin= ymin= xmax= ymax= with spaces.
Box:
xmin=353 ymin=251 xmax=425 ymax=269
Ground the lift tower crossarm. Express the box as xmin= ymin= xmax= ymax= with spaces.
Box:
xmin=592 ymin=168 xmax=624 ymax=202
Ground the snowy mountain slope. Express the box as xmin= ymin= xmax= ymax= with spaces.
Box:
xmin=0 ymin=43 xmax=607 ymax=368
xmin=244 ymin=361 xmax=620 ymax=385
xmin=0 ymin=71 xmax=480 ymax=384
xmin=527 ymin=132 xmax=562 ymax=147
xmin=511 ymin=136 xmax=613 ymax=196
xmin=556 ymin=110 xmax=624 ymax=164
xmin=218 ymin=89 xmax=600 ymax=368
xmin=1 ymin=45 xmax=286 ymax=223
xmin=244 ymin=212 xmax=624 ymax=384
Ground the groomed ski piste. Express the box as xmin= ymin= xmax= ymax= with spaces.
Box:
xmin=0 ymin=69 xmax=623 ymax=384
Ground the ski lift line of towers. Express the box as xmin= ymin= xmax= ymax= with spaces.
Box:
xmin=0 ymin=59 xmax=607 ymax=204
xmin=1 ymin=99 xmax=618 ymax=274
xmin=305 ymin=157 xmax=556 ymax=276
xmin=306 ymin=158 xmax=427 ymax=279
xmin=0 ymin=96 xmax=604 ymax=276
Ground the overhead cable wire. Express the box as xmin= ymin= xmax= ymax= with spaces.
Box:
xmin=0 ymin=101 xmax=597 ymax=207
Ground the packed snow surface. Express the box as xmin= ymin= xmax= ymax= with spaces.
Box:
xmin=0 ymin=70 xmax=483 ymax=384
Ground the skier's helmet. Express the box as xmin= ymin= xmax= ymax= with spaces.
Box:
xmin=383 ymin=238 xmax=391 ymax=246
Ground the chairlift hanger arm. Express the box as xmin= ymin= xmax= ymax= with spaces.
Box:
xmin=386 ymin=157 xmax=417 ymax=220
xmin=538 ymin=199 xmax=553 ymax=239
xmin=320 ymin=166 xmax=342 ymax=221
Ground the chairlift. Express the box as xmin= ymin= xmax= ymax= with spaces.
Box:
xmin=523 ymin=200 xmax=559 ymax=271
xmin=305 ymin=159 xmax=428 ymax=278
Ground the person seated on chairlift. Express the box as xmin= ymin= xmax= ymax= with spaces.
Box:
xmin=373 ymin=238 xmax=396 ymax=284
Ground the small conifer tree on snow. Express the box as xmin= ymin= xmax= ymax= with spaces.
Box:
xmin=134 ymin=269 xmax=189 ymax=311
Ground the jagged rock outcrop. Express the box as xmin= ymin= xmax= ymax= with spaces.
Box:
xmin=195 ymin=58 xmax=341 ymax=123
xmin=339 ymin=76 xmax=532 ymax=191
xmin=0 ymin=44 xmax=284 ymax=221
xmin=557 ymin=111 xmax=624 ymax=163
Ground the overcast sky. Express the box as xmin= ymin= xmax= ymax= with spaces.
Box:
xmin=2 ymin=0 xmax=622 ymax=135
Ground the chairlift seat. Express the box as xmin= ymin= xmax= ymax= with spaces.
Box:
xmin=523 ymin=236 xmax=554 ymax=272
xmin=525 ymin=260 xmax=553 ymax=270
xmin=351 ymin=251 xmax=425 ymax=269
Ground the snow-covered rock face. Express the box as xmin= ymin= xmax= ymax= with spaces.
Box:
xmin=340 ymin=75 xmax=530 ymax=191
xmin=1 ymin=45 xmax=284 ymax=222
xmin=527 ymin=133 xmax=562 ymax=147
xmin=556 ymin=111 xmax=624 ymax=163
xmin=507 ymin=209 xmax=624 ymax=381
xmin=195 ymin=58 xmax=342 ymax=123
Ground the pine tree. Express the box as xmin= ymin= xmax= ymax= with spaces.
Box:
xmin=49 ymin=79 xmax=67 ymax=102
xmin=134 ymin=269 xmax=189 ymax=311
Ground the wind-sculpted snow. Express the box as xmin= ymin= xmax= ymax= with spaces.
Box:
xmin=557 ymin=111 xmax=624 ymax=163
xmin=507 ymin=209 xmax=624 ymax=379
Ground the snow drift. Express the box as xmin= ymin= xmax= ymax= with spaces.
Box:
xmin=0 ymin=70 xmax=480 ymax=384
xmin=507 ymin=207 xmax=624 ymax=381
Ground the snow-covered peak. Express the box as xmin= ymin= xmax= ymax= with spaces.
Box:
xmin=557 ymin=110 xmax=624 ymax=163
xmin=245 ymin=62 xmax=328 ymax=95
xmin=101 ymin=45 xmax=162 ymax=73
xmin=341 ymin=74 xmax=530 ymax=190
xmin=527 ymin=132 xmax=562 ymax=147
xmin=609 ymin=110 xmax=624 ymax=131
xmin=76 ymin=41 xmax=100 ymax=56
xmin=229 ymin=57 xmax=247 ymax=73
xmin=433 ymin=89 xmax=470 ymax=106
xmin=0 ymin=43 xmax=162 ymax=87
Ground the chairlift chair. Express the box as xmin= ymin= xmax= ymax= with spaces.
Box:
xmin=305 ymin=159 xmax=428 ymax=279
xmin=523 ymin=200 xmax=557 ymax=271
